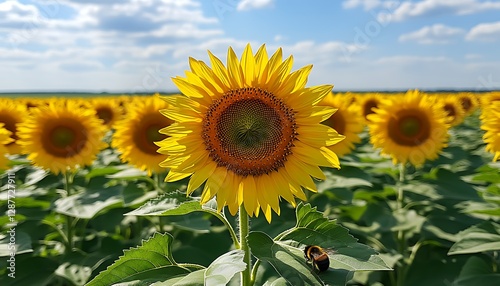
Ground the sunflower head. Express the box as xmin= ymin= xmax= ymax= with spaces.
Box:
xmin=436 ymin=95 xmax=466 ymax=126
xmin=368 ymin=90 xmax=450 ymax=167
xmin=357 ymin=93 xmax=386 ymax=122
xmin=86 ymin=97 xmax=124 ymax=128
xmin=0 ymin=98 xmax=28 ymax=155
xmin=0 ymin=123 xmax=13 ymax=170
xmin=157 ymin=44 xmax=344 ymax=222
xmin=481 ymin=101 xmax=500 ymax=162
xmin=17 ymin=100 xmax=107 ymax=174
xmin=112 ymin=95 xmax=173 ymax=175
xmin=320 ymin=93 xmax=364 ymax=157
xmin=457 ymin=92 xmax=479 ymax=115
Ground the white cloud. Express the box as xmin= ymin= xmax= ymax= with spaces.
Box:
xmin=342 ymin=0 xmax=384 ymax=10
xmin=466 ymin=21 xmax=500 ymax=41
xmin=399 ymin=24 xmax=464 ymax=44
xmin=378 ymin=0 xmax=500 ymax=22
xmin=237 ymin=0 xmax=274 ymax=11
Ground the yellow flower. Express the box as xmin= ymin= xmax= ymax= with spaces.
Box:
xmin=112 ymin=95 xmax=173 ymax=175
xmin=320 ymin=93 xmax=364 ymax=157
xmin=457 ymin=92 xmax=479 ymax=116
xmin=157 ymin=44 xmax=344 ymax=222
xmin=0 ymin=98 xmax=27 ymax=155
xmin=368 ymin=90 xmax=450 ymax=167
xmin=438 ymin=95 xmax=466 ymax=126
xmin=357 ymin=93 xmax=386 ymax=122
xmin=17 ymin=100 xmax=107 ymax=174
xmin=481 ymin=102 xmax=500 ymax=162
xmin=0 ymin=124 xmax=13 ymax=170
xmin=88 ymin=97 xmax=124 ymax=128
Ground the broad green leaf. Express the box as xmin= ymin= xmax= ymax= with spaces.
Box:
xmin=125 ymin=192 xmax=217 ymax=217
xmin=155 ymin=270 xmax=205 ymax=286
xmin=86 ymin=233 xmax=193 ymax=286
xmin=54 ymin=185 xmax=123 ymax=219
xmin=280 ymin=203 xmax=391 ymax=271
xmin=0 ymin=256 xmax=59 ymax=286
xmin=248 ymin=231 xmax=329 ymax=286
xmin=448 ymin=221 xmax=500 ymax=255
xmin=85 ymin=165 xmax=123 ymax=180
xmin=204 ymin=249 xmax=245 ymax=286
xmin=122 ymin=183 xmax=159 ymax=207
xmin=106 ymin=168 xmax=148 ymax=179
xmin=0 ymin=231 xmax=33 ymax=257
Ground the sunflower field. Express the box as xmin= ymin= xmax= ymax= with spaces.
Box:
xmin=1 ymin=45 xmax=500 ymax=286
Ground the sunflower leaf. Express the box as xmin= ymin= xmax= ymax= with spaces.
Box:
xmin=125 ymin=192 xmax=217 ymax=217
xmin=248 ymin=231 xmax=336 ymax=286
xmin=279 ymin=203 xmax=391 ymax=272
xmin=86 ymin=232 xmax=195 ymax=286
xmin=448 ymin=221 xmax=500 ymax=255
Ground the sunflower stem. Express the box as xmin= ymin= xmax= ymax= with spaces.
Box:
xmin=238 ymin=205 xmax=252 ymax=286
xmin=63 ymin=171 xmax=74 ymax=254
xmin=396 ymin=163 xmax=407 ymax=286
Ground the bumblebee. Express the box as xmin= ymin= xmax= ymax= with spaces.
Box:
xmin=304 ymin=245 xmax=330 ymax=273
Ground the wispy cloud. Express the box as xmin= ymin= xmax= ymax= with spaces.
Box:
xmin=466 ymin=21 xmax=500 ymax=41
xmin=399 ymin=24 xmax=464 ymax=44
xmin=237 ymin=0 xmax=274 ymax=11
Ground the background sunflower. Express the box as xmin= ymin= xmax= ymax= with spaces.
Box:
xmin=17 ymin=100 xmax=107 ymax=174
xmin=112 ymin=95 xmax=172 ymax=176
xmin=0 ymin=123 xmax=13 ymax=170
xmin=368 ymin=90 xmax=450 ymax=167
xmin=0 ymin=98 xmax=27 ymax=155
xmin=480 ymin=102 xmax=500 ymax=162
xmin=320 ymin=93 xmax=364 ymax=157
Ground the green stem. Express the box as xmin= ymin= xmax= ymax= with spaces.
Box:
xmin=210 ymin=210 xmax=240 ymax=249
xmin=396 ymin=163 xmax=407 ymax=286
xmin=63 ymin=172 xmax=74 ymax=254
xmin=239 ymin=205 xmax=251 ymax=286
xmin=178 ymin=263 xmax=206 ymax=270
xmin=250 ymin=259 xmax=261 ymax=285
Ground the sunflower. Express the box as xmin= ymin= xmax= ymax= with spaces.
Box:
xmin=437 ymin=95 xmax=466 ymax=126
xmin=112 ymin=95 xmax=173 ymax=175
xmin=85 ymin=97 xmax=123 ymax=128
xmin=456 ymin=92 xmax=479 ymax=116
xmin=320 ymin=93 xmax=364 ymax=157
xmin=481 ymin=102 xmax=500 ymax=162
xmin=367 ymin=90 xmax=450 ymax=167
xmin=0 ymin=124 xmax=13 ymax=170
xmin=17 ymin=100 xmax=107 ymax=174
xmin=157 ymin=44 xmax=344 ymax=222
xmin=0 ymin=98 xmax=27 ymax=155
xmin=357 ymin=93 xmax=385 ymax=122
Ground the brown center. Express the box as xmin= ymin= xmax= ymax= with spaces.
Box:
xmin=443 ymin=103 xmax=456 ymax=118
xmin=388 ymin=110 xmax=430 ymax=146
xmin=202 ymin=87 xmax=297 ymax=177
xmin=133 ymin=113 xmax=171 ymax=155
xmin=323 ymin=110 xmax=346 ymax=135
xmin=42 ymin=119 xmax=88 ymax=157
xmin=363 ymin=99 xmax=378 ymax=118
xmin=96 ymin=107 xmax=114 ymax=125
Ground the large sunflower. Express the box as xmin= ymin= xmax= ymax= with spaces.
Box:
xmin=320 ymin=93 xmax=364 ymax=157
xmin=481 ymin=102 xmax=500 ymax=162
xmin=0 ymin=124 xmax=13 ymax=170
xmin=112 ymin=95 xmax=173 ymax=175
xmin=157 ymin=44 xmax=344 ymax=222
xmin=0 ymin=98 xmax=27 ymax=154
xmin=368 ymin=90 xmax=450 ymax=167
xmin=17 ymin=100 xmax=107 ymax=174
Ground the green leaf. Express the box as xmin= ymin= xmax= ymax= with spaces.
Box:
xmin=280 ymin=203 xmax=391 ymax=271
xmin=54 ymin=185 xmax=123 ymax=219
xmin=125 ymin=192 xmax=217 ymax=217
xmin=448 ymin=221 xmax=500 ymax=255
xmin=86 ymin=233 xmax=193 ymax=286
xmin=204 ymin=249 xmax=245 ymax=285
xmin=106 ymin=168 xmax=148 ymax=179
xmin=0 ymin=231 xmax=33 ymax=257
xmin=85 ymin=165 xmax=123 ymax=180
xmin=155 ymin=270 xmax=205 ymax=286
xmin=248 ymin=231 xmax=329 ymax=286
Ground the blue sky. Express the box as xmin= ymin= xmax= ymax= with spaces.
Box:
xmin=1 ymin=0 xmax=499 ymax=92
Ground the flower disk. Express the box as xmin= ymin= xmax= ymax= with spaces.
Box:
xmin=158 ymin=44 xmax=344 ymax=222
xmin=203 ymin=87 xmax=296 ymax=177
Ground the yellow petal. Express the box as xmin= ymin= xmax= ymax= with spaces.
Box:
xmin=240 ymin=44 xmax=255 ymax=86
xmin=187 ymin=161 xmax=217 ymax=194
